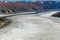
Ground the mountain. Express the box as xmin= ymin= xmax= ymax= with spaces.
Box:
xmin=0 ymin=2 xmax=44 ymax=13
xmin=0 ymin=1 xmax=60 ymax=14
xmin=42 ymin=1 xmax=60 ymax=9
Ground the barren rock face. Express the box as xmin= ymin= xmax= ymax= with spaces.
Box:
xmin=52 ymin=12 xmax=60 ymax=17
xmin=0 ymin=2 xmax=43 ymax=14
xmin=0 ymin=18 xmax=9 ymax=28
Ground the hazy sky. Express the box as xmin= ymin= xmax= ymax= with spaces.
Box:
xmin=0 ymin=0 xmax=60 ymax=1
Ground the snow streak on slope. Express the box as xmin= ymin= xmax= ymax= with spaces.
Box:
xmin=0 ymin=11 xmax=60 ymax=40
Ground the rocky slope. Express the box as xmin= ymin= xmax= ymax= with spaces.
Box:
xmin=0 ymin=1 xmax=60 ymax=14
xmin=52 ymin=12 xmax=60 ymax=17
xmin=0 ymin=2 xmax=43 ymax=14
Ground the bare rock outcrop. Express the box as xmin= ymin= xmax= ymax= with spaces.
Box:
xmin=52 ymin=12 xmax=60 ymax=17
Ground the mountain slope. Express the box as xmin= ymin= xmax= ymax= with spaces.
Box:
xmin=0 ymin=2 xmax=43 ymax=13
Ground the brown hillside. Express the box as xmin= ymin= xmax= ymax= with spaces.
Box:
xmin=0 ymin=2 xmax=44 ymax=13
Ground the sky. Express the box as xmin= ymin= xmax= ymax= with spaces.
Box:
xmin=0 ymin=0 xmax=60 ymax=1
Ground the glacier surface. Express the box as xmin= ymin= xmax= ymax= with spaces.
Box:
xmin=0 ymin=11 xmax=60 ymax=40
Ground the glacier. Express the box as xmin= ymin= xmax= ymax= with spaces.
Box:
xmin=0 ymin=11 xmax=60 ymax=40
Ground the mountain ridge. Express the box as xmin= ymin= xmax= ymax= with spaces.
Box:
xmin=0 ymin=1 xmax=60 ymax=13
